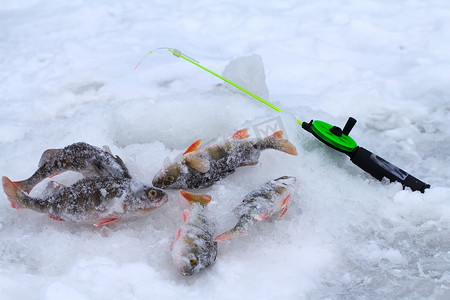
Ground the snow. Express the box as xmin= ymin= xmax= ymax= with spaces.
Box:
xmin=1 ymin=0 xmax=449 ymax=299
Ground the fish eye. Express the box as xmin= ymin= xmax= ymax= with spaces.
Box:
xmin=164 ymin=175 xmax=175 ymax=184
xmin=148 ymin=190 xmax=157 ymax=198
xmin=189 ymin=258 xmax=197 ymax=266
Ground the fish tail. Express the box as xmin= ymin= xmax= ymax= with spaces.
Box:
xmin=2 ymin=176 xmax=26 ymax=209
xmin=179 ymin=190 xmax=212 ymax=206
xmin=265 ymin=130 xmax=298 ymax=155
xmin=11 ymin=179 xmax=32 ymax=194
xmin=214 ymin=230 xmax=248 ymax=242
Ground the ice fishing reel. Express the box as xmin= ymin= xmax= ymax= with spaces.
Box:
xmin=301 ymin=117 xmax=430 ymax=193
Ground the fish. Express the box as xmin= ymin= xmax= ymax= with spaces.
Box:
xmin=214 ymin=176 xmax=297 ymax=242
xmin=2 ymin=176 xmax=167 ymax=226
xmin=152 ymin=129 xmax=297 ymax=189
xmin=170 ymin=190 xmax=217 ymax=276
xmin=13 ymin=142 xmax=131 ymax=194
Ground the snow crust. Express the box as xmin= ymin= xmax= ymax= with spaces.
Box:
xmin=1 ymin=0 xmax=449 ymax=299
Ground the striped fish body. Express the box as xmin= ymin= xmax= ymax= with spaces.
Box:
xmin=153 ymin=130 xmax=297 ymax=189
xmin=171 ymin=191 xmax=217 ymax=276
xmin=214 ymin=176 xmax=297 ymax=241
xmin=14 ymin=142 xmax=131 ymax=193
xmin=2 ymin=176 xmax=167 ymax=226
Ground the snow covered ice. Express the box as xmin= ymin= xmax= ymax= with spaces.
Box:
xmin=1 ymin=0 xmax=450 ymax=299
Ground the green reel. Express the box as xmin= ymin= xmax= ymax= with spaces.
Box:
xmin=302 ymin=117 xmax=357 ymax=153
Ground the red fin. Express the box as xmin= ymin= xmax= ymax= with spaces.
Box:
xmin=268 ymin=130 xmax=298 ymax=156
xmin=214 ymin=231 xmax=248 ymax=242
xmin=255 ymin=212 xmax=269 ymax=221
xmin=170 ymin=227 xmax=182 ymax=251
xmin=49 ymin=172 xmax=63 ymax=178
xmin=94 ymin=218 xmax=118 ymax=226
xmin=179 ymin=190 xmax=211 ymax=206
xmin=279 ymin=195 xmax=291 ymax=218
xmin=49 ymin=215 xmax=65 ymax=221
xmin=271 ymin=130 xmax=283 ymax=139
xmin=183 ymin=139 xmax=202 ymax=155
xmin=12 ymin=180 xmax=31 ymax=194
xmin=182 ymin=209 xmax=190 ymax=222
xmin=231 ymin=128 xmax=249 ymax=140
xmin=2 ymin=176 xmax=25 ymax=209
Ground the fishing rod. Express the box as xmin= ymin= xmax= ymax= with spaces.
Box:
xmin=136 ymin=48 xmax=430 ymax=193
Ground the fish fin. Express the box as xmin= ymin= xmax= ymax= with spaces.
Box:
xmin=255 ymin=212 xmax=269 ymax=221
xmin=11 ymin=180 xmax=31 ymax=194
xmin=2 ymin=176 xmax=25 ymax=209
xmin=214 ymin=231 xmax=248 ymax=242
xmin=94 ymin=218 xmax=118 ymax=226
xmin=49 ymin=172 xmax=63 ymax=178
xmin=183 ymin=139 xmax=202 ymax=155
xmin=271 ymin=130 xmax=283 ymax=139
xmin=239 ymin=161 xmax=258 ymax=167
xmin=179 ymin=190 xmax=212 ymax=206
xmin=102 ymin=145 xmax=114 ymax=155
xmin=170 ymin=227 xmax=182 ymax=251
xmin=231 ymin=128 xmax=249 ymax=140
xmin=114 ymin=155 xmax=131 ymax=178
xmin=267 ymin=130 xmax=298 ymax=156
xmin=91 ymin=161 xmax=106 ymax=176
xmin=279 ymin=195 xmax=291 ymax=218
xmin=38 ymin=149 xmax=61 ymax=168
xmin=44 ymin=181 xmax=65 ymax=193
xmin=184 ymin=157 xmax=210 ymax=173
xmin=49 ymin=215 xmax=65 ymax=221
xmin=182 ymin=209 xmax=190 ymax=222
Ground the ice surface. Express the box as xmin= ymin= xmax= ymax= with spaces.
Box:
xmin=1 ymin=0 xmax=450 ymax=299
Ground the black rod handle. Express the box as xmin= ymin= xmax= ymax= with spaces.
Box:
xmin=350 ymin=147 xmax=430 ymax=193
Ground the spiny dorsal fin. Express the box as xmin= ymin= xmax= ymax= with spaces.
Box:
xmin=102 ymin=145 xmax=114 ymax=155
xmin=231 ymin=128 xmax=249 ymax=140
xmin=39 ymin=149 xmax=61 ymax=167
xmin=183 ymin=139 xmax=202 ymax=155
xmin=179 ymin=190 xmax=211 ymax=206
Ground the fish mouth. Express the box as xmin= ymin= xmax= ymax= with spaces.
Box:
xmin=141 ymin=193 xmax=168 ymax=212
xmin=180 ymin=267 xmax=195 ymax=276
xmin=181 ymin=271 xmax=193 ymax=276
xmin=151 ymin=178 xmax=164 ymax=188
xmin=152 ymin=193 xmax=169 ymax=208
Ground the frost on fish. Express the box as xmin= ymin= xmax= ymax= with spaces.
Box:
xmin=152 ymin=129 xmax=297 ymax=189
xmin=2 ymin=176 xmax=167 ymax=226
xmin=214 ymin=176 xmax=297 ymax=242
xmin=170 ymin=190 xmax=217 ymax=276
xmin=12 ymin=142 xmax=131 ymax=193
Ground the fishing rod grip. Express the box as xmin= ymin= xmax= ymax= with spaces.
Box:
xmin=349 ymin=147 xmax=430 ymax=193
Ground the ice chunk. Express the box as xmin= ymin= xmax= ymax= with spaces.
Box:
xmin=222 ymin=54 xmax=270 ymax=101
